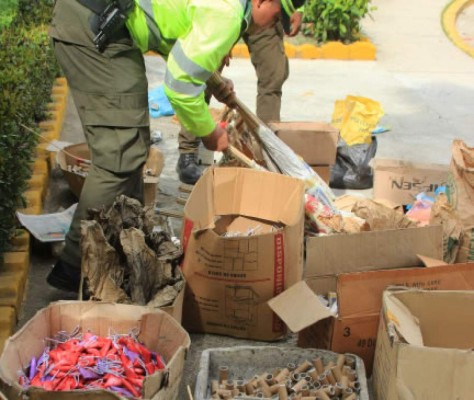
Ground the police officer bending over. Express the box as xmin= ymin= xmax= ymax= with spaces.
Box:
xmin=47 ymin=0 xmax=282 ymax=293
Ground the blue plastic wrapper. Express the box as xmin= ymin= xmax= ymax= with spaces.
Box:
xmin=148 ymin=85 xmax=175 ymax=118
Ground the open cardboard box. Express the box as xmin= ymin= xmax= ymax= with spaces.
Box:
xmin=181 ymin=167 xmax=305 ymax=341
xmin=268 ymin=122 xmax=339 ymax=165
xmin=372 ymin=158 xmax=448 ymax=205
xmin=0 ymin=302 xmax=190 ymax=400
xmin=57 ymin=143 xmax=160 ymax=206
xmin=373 ymin=288 xmax=474 ymax=399
xmin=270 ymin=257 xmax=474 ymax=375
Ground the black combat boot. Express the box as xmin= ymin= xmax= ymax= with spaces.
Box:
xmin=176 ymin=152 xmax=202 ymax=185
xmin=46 ymin=260 xmax=81 ymax=292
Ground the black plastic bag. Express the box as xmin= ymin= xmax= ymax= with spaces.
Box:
xmin=329 ymin=136 xmax=378 ymax=189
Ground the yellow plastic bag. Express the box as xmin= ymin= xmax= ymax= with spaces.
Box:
xmin=331 ymin=95 xmax=384 ymax=146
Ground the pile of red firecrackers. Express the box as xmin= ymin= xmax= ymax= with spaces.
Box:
xmin=18 ymin=329 xmax=166 ymax=398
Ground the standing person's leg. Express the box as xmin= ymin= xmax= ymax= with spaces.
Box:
xmin=47 ymin=39 xmax=149 ymax=292
xmin=245 ymin=21 xmax=289 ymax=123
xmin=176 ymin=88 xmax=215 ymax=184
xmin=177 ymin=128 xmax=202 ymax=184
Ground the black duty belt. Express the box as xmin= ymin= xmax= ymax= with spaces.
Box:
xmin=76 ymin=0 xmax=135 ymax=52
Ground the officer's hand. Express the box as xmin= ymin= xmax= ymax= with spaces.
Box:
xmin=288 ymin=11 xmax=303 ymax=37
xmin=211 ymin=76 xmax=237 ymax=108
xmin=201 ymin=124 xmax=229 ymax=152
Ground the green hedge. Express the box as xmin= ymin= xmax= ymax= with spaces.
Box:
xmin=0 ymin=0 xmax=59 ymax=260
xmin=303 ymin=0 xmax=376 ymax=43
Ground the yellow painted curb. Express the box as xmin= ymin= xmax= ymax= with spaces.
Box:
xmin=0 ymin=306 xmax=16 ymax=353
xmin=3 ymin=252 xmax=30 ymax=274
xmin=9 ymin=230 xmax=30 ymax=253
xmin=23 ymin=189 xmax=43 ymax=209
xmin=231 ymin=39 xmax=376 ymax=60
xmin=27 ymin=173 xmax=48 ymax=199
xmin=442 ymin=0 xmax=474 ymax=57
xmin=0 ymin=307 xmax=16 ymax=333
xmin=231 ymin=43 xmax=250 ymax=58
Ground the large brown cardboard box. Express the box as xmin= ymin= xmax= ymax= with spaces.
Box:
xmin=0 ymin=302 xmax=191 ymax=400
xmin=305 ymin=225 xmax=443 ymax=293
xmin=270 ymin=262 xmax=474 ymax=376
xmin=373 ymin=158 xmax=448 ymax=205
xmin=181 ymin=167 xmax=305 ymax=341
xmin=373 ymin=288 xmax=474 ymax=400
xmin=269 ymin=122 xmax=339 ymax=165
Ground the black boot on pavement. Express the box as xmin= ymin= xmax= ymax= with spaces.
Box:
xmin=46 ymin=260 xmax=81 ymax=293
xmin=176 ymin=153 xmax=202 ymax=185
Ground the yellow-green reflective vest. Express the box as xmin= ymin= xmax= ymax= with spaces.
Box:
xmin=126 ymin=0 xmax=249 ymax=137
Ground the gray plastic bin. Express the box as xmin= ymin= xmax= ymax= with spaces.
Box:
xmin=194 ymin=346 xmax=368 ymax=400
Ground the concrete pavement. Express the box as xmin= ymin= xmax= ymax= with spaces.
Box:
xmin=17 ymin=0 xmax=474 ymax=398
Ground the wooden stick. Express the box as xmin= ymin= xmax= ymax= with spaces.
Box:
xmin=226 ymin=145 xmax=266 ymax=171
xmin=187 ymin=385 xmax=194 ymax=400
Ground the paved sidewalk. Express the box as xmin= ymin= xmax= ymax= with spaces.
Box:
xmin=17 ymin=0 xmax=474 ymax=398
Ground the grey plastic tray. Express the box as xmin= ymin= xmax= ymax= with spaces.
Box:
xmin=194 ymin=346 xmax=369 ymax=400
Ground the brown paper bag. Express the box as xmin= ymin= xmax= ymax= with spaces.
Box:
xmin=429 ymin=193 xmax=464 ymax=263
xmin=446 ymin=140 xmax=474 ymax=262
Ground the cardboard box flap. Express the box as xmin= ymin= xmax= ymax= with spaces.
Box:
xmin=383 ymin=289 xmax=424 ymax=346
xmin=396 ymin=345 xmax=474 ymax=400
xmin=268 ymin=281 xmax=333 ymax=333
xmin=305 ymin=225 xmax=443 ymax=277
xmin=185 ymin=168 xmax=304 ymax=231
xmin=183 ymin=168 xmax=216 ymax=231
xmin=417 ymin=254 xmax=447 ymax=267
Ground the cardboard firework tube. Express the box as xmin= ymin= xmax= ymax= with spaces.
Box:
xmin=275 ymin=367 xmax=291 ymax=383
xmin=312 ymin=357 xmax=324 ymax=374
xmin=295 ymin=360 xmax=313 ymax=374
xmin=349 ymin=380 xmax=361 ymax=393
xmin=331 ymin=366 xmax=343 ymax=383
xmin=218 ymin=366 xmax=229 ymax=382
xmin=278 ymin=384 xmax=288 ymax=400
xmin=270 ymin=383 xmax=282 ymax=395
xmin=236 ymin=380 xmax=245 ymax=392
xmin=291 ymin=378 xmax=308 ymax=394
xmin=342 ymin=387 xmax=354 ymax=399
xmin=340 ymin=375 xmax=350 ymax=388
xmin=344 ymin=394 xmax=357 ymax=400
xmin=287 ymin=362 xmax=297 ymax=371
xmin=301 ymin=384 xmax=310 ymax=396
xmin=291 ymin=372 xmax=301 ymax=382
xmin=265 ymin=373 xmax=275 ymax=386
xmin=345 ymin=369 xmax=357 ymax=382
xmin=211 ymin=380 xmax=219 ymax=394
xmin=324 ymin=361 xmax=335 ymax=373
xmin=308 ymin=368 xmax=320 ymax=381
xmin=323 ymin=385 xmax=336 ymax=397
xmin=258 ymin=378 xmax=273 ymax=397
xmin=318 ymin=373 xmax=329 ymax=385
xmin=336 ymin=354 xmax=346 ymax=371
xmin=313 ymin=389 xmax=331 ymax=400
xmin=326 ymin=370 xmax=336 ymax=385
xmin=312 ymin=380 xmax=322 ymax=390
xmin=245 ymin=381 xmax=256 ymax=395
xmin=345 ymin=356 xmax=356 ymax=369
xmin=215 ymin=388 xmax=232 ymax=397
xmin=335 ymin=382 xmax=345 ymax=396
xmin=225 ymin=380 xmax=234 ymax=390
